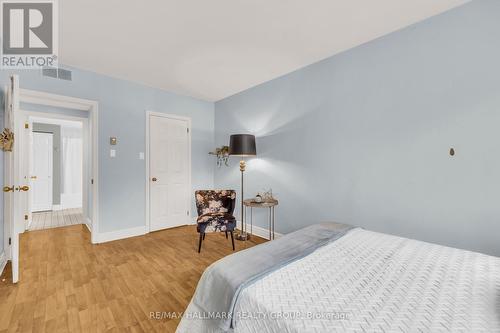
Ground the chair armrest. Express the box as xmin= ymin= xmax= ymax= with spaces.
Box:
xmin=197 ymin=212 xmax=223 ymax=223
xmin=196 ymin=212 xmax=235 ymax=223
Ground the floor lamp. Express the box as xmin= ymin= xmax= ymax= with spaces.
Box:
xmin=229 ymin=134 xmax=256 ymax=241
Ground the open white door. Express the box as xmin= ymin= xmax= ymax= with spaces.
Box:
xmin=4 ymin=75 xmax=26 ymax=283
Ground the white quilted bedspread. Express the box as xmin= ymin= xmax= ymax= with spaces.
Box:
xmin=233 ymin=229 xmax=500 ymax=333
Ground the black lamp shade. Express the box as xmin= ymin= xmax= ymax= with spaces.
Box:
xmin=229 ymin=134 xmax=256 ymax=156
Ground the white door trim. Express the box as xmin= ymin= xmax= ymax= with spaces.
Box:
xmin=145 ymin=111 xmax=192 ymax=232
xmin=19 ymin=88 xmax=96 ymax=111
xmin=16 ymin=90 xmax=99 ymax=245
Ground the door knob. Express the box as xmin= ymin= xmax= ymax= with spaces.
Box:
xmin=152 ymin=177 xmax=158 ymax=182
xmin=3 ymin=186 xmax=14 ymax=192
xmin=16 ymin=185 xmax=30 ymax=192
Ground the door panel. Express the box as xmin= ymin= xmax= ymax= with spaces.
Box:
xmin=32 ymin=132 xmax=53 ymax=212
xmin=149 ymin=115 xmax=190 ymax=231
xmin=4 ymin=74 xmax=22 ymax=283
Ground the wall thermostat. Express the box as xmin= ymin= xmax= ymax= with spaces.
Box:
xmin=110 ymin=137 xmax=117 ymax=145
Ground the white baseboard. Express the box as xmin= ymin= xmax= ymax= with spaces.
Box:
xmin=0 ymin=251 xmax=7 ymax=277
xmin=241 ymin=222 xmax=283 ymax=240
xmin=52 ymin=204 xmax=62 ymax=211
xmin=85 ymin=218 xmax=92 ymax=233
xmin=94 ymin=226 xmax=147 ymax=244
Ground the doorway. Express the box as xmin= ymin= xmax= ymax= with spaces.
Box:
xmin=28 ymin=116 xmax=85 ymax=231
xmin=3 ymin=76 xmax=99 ymax=283
xmin=146 ymin=112 xmax=191 ymax=232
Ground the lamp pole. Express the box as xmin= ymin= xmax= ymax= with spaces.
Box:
xmin=236 ymin=159 xmax=249 ymax=240
xmin=228 ymin=134 xmax=256 ymax=241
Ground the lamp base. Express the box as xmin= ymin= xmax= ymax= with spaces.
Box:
xmin=235 ymin=231 xmax=251 ymax=241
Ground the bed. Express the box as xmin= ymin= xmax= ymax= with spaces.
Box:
xmin=177 ymin=223 xmax=500 ymax=332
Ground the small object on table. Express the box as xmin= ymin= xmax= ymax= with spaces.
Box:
xmin=261 ymin=189 xmax=274 ymax=201
xmin=254 ymin=194 xmax=262 ymax=203
xmin=243 ymin=198 xmax=278 ymax=240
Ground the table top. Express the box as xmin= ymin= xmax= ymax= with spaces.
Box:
xmin=243 ymin=198 xmax=278 ymax=207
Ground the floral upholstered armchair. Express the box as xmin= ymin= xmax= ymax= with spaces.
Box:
xmin=195 ymin=190 xmax=236 ymax=253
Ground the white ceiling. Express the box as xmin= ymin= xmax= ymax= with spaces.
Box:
xmin=60 ymin=0 xmax=469 ymax=101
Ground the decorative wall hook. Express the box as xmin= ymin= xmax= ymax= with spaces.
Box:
xmin=209 ymin=145 xmax=229 ymax=167
xmin=1 ymin=128 xmax=14 ymax=152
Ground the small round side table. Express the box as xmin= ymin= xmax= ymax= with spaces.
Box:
xmin=243 ymin=199 xmax=278 ymax=240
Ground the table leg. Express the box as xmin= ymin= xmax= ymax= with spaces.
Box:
xmin=268 ymin=207 xmax=271 ymax=240
xmin=250 ymin=207 xmax=253 ymax=237
xmin=272 ymin=206 xmax=275 ymax=240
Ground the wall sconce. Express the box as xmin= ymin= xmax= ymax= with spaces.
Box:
xmin=209 ymin=145 xmax=229 ymax=167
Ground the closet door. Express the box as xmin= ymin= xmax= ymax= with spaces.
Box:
xmin=32 ymin=132 xmax=54 ymax=212
xmin=149 ymin=114 xmax=191 ymax=232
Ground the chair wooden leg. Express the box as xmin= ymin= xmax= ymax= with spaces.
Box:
xmin=198 ymin=233 xmax=203 ymax=253
xmin=225 ymin=231 xmax=228 ymax=239
xmin=230 ymin=231 xmax=235 ymax=251
xmin=203 ymin=233 xmax=206 ymax=240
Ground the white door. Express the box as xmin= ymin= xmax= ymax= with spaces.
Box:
xmin=4 ymin=75 xmax=27 ymax=283
xmin=149 ymin=114 xmax=190 ymax=231
xmin=32 ymin=132 xmax=53 ymax=212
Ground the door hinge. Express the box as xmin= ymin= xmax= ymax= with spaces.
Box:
xmin=24 ymin=214 xmax=28 ymax=220
xmin=9 ymin=237 xmax=11 ymax=245
xmin=187 ymin=128 xmax=189 ymax=133
xmin=187 ymin=210 xmax=189 ymax=216
xmin=91 ymin=179 xmax=94 ymax=185
xmin=25 ymin=122 xmax=29 ymax=129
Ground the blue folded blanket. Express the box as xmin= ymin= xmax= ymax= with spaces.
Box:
xmin=187 ymin=222 xmax=355 ymax=331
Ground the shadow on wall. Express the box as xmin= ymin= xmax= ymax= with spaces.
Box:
xmin=218 ymin=90 xmax=500 ymax=257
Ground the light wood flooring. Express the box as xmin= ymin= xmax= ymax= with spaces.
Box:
xmin=0 ymin=225 xmax=265 ymax=332
xmin=30 ymin=208 xmax=84 ymax=231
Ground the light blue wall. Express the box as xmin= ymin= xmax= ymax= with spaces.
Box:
xmin=21 ymin=102 xmax=90 ymax=118
xmin=1 ymin=66 xmax=214 ymax=244
xmin=215 ymin=0 xmax=500 ymax=256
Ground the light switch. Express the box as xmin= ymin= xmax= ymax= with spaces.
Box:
xmin=139 ymin=152 xmax=144 ymax=160
xmin=110 ymin=149 xmax=116 ymax=158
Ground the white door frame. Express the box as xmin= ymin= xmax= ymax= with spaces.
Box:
xmin=21 ymin=110 xmax=90 ymax=230
xmin=145 ymin=111 xmax=192 ymax=232
xmin=12 ymin=89 xmax=99 ymax=245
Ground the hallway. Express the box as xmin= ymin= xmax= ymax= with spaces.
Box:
xmin=29 ymin=208 xmax=84 ymax=231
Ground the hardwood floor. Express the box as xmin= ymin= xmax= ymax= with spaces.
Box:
xmin=0 ymin=225 xmax=266 ymax=332
xmin=30 ymin=208 xmax=84 ymax=231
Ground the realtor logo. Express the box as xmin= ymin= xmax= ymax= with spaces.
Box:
xmin=1 ymin=0 xmax=58 ymax=68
